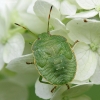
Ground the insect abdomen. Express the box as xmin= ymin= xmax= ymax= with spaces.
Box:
xmin=32 ymin=33 xmax=76 ymax=85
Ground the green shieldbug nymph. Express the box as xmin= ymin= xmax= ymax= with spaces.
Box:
xmin=15 ymin=5 xmax=77 ymax=92
xmin=32 ymin=6 xmax=77 ymax=88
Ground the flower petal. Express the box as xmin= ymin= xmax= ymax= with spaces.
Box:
xmin=67 ymin=19 xmax=100 ymax=44
xmin=70 ymin=95 xmax=91 ymax=100
xmin=3 ymin=33 xmax=25 ymax=63
xmin=68 ymin=0 xmax=81 ymax=9
xmin=73 ymin=42 xmax=97 ymax=81
xmin=51 ymin=84 xmax=92 ymax=100
xmin=0 ymin=44 xmax=4 ymax=70
xmin=34 ymin=0 xmax=60 ymax=21
xmin=89 ymin=0 xmax=100 ymax=6
xmin=62 ymin=84 xmax=92 ymax=98
xmin=51 ymin=86 xmax=67 ymax=100
xmin=76 ymin=0 xmax=95 ymax=9
xmin=6 ymin=54 xmax=39 ymax=86
xmin=35 ymin=78 xmax=54 ymax=99
xmin=50 ymin=18 xmax=65 ymax=30
xmin=90 ymin=56 xmax=100 ymax=84
xmin=0 ymin=16 xmax=6 ymax=39
xmin=71 ymin=79 xmax=89 ymax=85
xmin=51 ymin=29 xmax=73 ymax=44
xmin=67 ymin=10 xmax=98 ymax=18
xmin=6 ymin=54 xmax=35 ymax=73
xmin=0 ymin=80 xmax=28 ymax=100
xmin=20 ymin=13 xmax=47 ymax=34
xmin=16 ymin=0 xmax=32 ymax=12
xmin=60 ymin=0 xmax=77 ymax=15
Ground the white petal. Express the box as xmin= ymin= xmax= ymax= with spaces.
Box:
xmin=51 ymin=29 xmax=73 ymax=44
xmin=16 ymin=0 xmax=32 ymax=12
xmin=20 ymin=13 xmax=47 ymax=34
xmin=70 ymin=95 xmax=91 ymax=100
xmin=60 ymin=0 xmax=77 ymax=15
xmin=90 ymin=0 xmax=100 ymax=5
xmin=62 ymin=84 xmax=93 ymax=98
xmin=76 ymin=0 xmax=95 ymax=9
xmin=0 ymin=80 xmax=28 ymax=100
xmin=90 ymin=56 xmax=100 ymax=84
xmin=0 ymin=6 xmax=11 ymax=29
xmin=67 ymin=10 xmax=98 ymax=18
xmin=34 ymin=0 xmax=60 ymax=22
xmin=35 ymin=78 xmax=54 ymax=99
xmin=27 ymin=0 xmax=37 ymax=14
xmin=51 ymin=86 xmax=67 ymax=100
xmin=6 ymin=53 xmax=39 ymax=86
xmin=0 ymin=44 xmax=4 ymax=69
xmin=50 ymin=18 xmax=65 ymax=30
xmin=0 ymin=16 xmax=6 ymax=39
xmin=6 ymin=54 xmax=35 ymax=73
xmin=42 ymin=0 xmax=60 ymax=10
xmin=71 ymin=79 xmax=89 ymax=85
xmin=67 ymin=0 xmax=81 ymax=9
xmin=3 ymin=33 xmax=25 ymax=63
xmin=73 ymin=42 xmax=97 ymax=81
xmin=67 ymin=19 xmax=100 ymax=44
xmin=51 ymin=84 xmax=92 ymax=100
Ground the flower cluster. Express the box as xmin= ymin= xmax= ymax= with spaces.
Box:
xmin=0 ymin=0 xmax=100 ymax=100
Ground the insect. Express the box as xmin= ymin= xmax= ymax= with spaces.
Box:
xmin=15 ymin=5 xmax=77 ymax=92
xmin=32 ymin=6 xmax=77 ymax=88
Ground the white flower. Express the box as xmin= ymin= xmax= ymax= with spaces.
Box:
xmin=51 ymin=84 xmax=92 ymax=100
xmin=67 ymin=0 xmax=100 ymax=18
xmin=0 ymin=9 xmax=25 ymax=69
xmin=6 ymin=54 xmax=39 ymax=86
xmin=67 ymin=19 xmax=100 ymax=84
xmin=60 ymin=0 xmax=77 ymax=16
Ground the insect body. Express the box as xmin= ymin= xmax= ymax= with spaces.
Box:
xmin=15 ymin=5 xmax=77 ymax=86
xmin=32 ymin=33 xmax=76 ymax=85
xmin=31 ymin=6 xmax=77 ymax=85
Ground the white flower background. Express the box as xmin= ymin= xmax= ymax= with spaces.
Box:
xmin=0 ymin=0 xmax=100 ymax=100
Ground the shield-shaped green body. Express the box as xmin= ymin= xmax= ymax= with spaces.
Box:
xmin=32 ymin=33 xmax=76 ymax=85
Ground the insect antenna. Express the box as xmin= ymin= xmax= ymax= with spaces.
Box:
xmin=15 ymin=23 xmax=32 ymax=33
xmin=47 ymin=5 xmax=53 ymax=34
xmin=14 ymin=23 xmax=37 ymax=38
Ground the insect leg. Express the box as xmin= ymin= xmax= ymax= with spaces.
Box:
xmin=29 ymin=42 xmax=33 ymax=45
xmin=39 ymin=76 xmax=51 ymax=84
xmin=26 ymin=62 xmax=34 ymax=64
xmin=51 ymin=86 xmax=57 ymax=93
xmin=72 ymin=40 xmax=79 ymax=47
xmin=66 ymin=84 xmax=70 ymax=89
